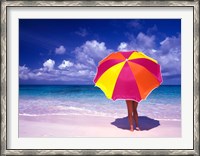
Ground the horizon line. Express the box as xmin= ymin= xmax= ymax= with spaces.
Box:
xmin=19 ymin=84 xmax=181 ymax=86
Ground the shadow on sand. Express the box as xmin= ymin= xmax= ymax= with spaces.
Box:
xmin=111 ymin=116 xmax=160 ymax=131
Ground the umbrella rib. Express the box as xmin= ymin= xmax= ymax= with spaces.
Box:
xmin=99 ymin=58 xmax=124 ymax=66
xmin=94 ymin=59 xmax=125 ymax=83
xmin=125 ymin=62 xmax=142 ymax=101
xmin=98 ymin=52 xmax=126 ymax=66
xmin=128 ymin=61 xmax=161 ymax=83
xmin=127 ymin=61 xmax=161 ymax=100
xmin=95 ymin=62 xmax=126 ymax=99
xmin=128 ymin=59 xmax=162 ymax=83
xmin=128 ymin=51 xmax=158 ymax=64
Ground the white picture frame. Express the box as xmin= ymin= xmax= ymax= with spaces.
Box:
xmin=1 ymin=0 xmax=199 ymax=155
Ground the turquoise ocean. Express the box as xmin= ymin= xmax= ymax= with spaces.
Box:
xmin=19 ymin=85 xmax=181 ymax=121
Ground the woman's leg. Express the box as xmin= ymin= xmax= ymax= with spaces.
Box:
xmin=126 ymin=100 xmax=134 ymax=131
xmin=132 ymin=101 xmax=140 ymax=130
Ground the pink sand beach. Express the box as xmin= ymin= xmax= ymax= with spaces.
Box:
xmin=19 ymin=114 xmax=181 ymax=138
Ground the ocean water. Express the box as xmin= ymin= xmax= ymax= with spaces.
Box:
xmin=19 ymin=85 xmax=181 ymax=120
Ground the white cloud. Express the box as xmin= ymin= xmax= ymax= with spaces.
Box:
xmin=36 ymin=72 xmax=42 ymax=76
xmin=78 ymin=70 xmax=89 ymax=75
xmin=55 ymin=45 xmax=66 ymax=54
xmin=159 ymin=36 xmax=181 ymax=55
xmin=152 ymin=35 xmax=181 ymax=84
xmin=58 ymin=60 xmax=74 ymax=70
xmin=118 ymin=32 xmax=155 ymax=53
xmin=19 ymin=65 xmax=43 ymax=80
xmin=118 ymin=42 xmax=128 ymax=51
xmin=136 ymin=32 xmax=155 ymax=49
xmin=75 ymin=40 xmax=112 ymax=69
xmin=74 ymin=63 xmax=88 ymax=70
xmin=151 ymin=49 xmax=157 ymax=53
xmin=19 ymin=40 xmax=112 ymax=84
xmin=43 ymin=59 xmax=55 ymax=71
xmin=86 ymin=58 xmax=96 ymax=66
xmin=19 ymin=65 xmax=29 ymax=72
xmin=19 ymin=61 xmax=95 ymax=83
xmin=19 ymin=65 xmax=30 ymax=80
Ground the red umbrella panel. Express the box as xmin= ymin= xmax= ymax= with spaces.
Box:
xmin=94 ymin=50 xmax=163 ymax=102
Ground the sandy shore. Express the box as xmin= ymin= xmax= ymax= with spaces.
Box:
xmin=19 ymin=114 xmax=181 ymax=138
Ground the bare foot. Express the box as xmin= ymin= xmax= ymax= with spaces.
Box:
xmin=130 ymin=125 xmax=134 ymax=132
xmin=136 ymin=127 xmax=141 ymax=131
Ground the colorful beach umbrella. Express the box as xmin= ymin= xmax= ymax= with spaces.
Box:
xmin=94 ymin=50 xmax=162 ymax=102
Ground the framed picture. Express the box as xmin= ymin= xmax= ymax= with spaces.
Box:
xmin=1 ymin=0 xmax=199 ymax=155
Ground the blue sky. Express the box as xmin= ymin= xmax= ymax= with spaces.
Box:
xmin=19 ymin=19 xmax=181 ymax=85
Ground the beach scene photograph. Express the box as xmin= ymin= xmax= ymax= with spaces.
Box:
xmin=19 ymin=19 xmax=181 ymax=138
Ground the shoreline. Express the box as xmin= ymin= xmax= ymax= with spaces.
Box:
xmin=19 ymin=114 xmax=181 ymax=138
